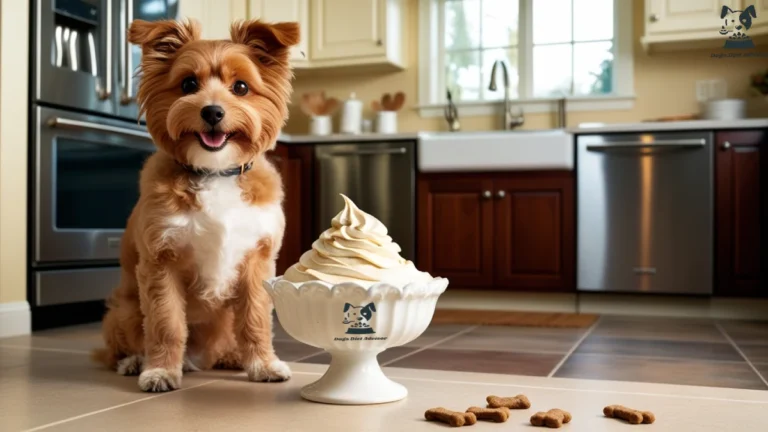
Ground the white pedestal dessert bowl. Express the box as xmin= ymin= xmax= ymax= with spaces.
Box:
xmin=264 ymin=276 xmax=448 ymax=405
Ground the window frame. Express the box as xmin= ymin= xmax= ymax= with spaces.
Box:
xmin=417 ymin=0 xmax=635 ymax=118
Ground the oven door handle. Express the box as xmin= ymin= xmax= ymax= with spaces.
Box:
xmin=586 ymin=139 xmax=706 ymax=151
xmin=47 ymin=117 xmax=152 ymax=141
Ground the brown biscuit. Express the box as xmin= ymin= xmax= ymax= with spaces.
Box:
xmin=425 ymin=408 xmax=476 ymax=427
xmin=530 ymin=409 xmax=572 ymax=428
xmin=466 ymin=406 xmax=510 ymax=422
xmin=604 ymin=405 xmax=655 ymax=425
xmin=486 ymin=394 xmax=531 ymax=409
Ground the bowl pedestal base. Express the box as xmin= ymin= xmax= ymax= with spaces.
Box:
xmin=300 ymin=350 xmax=407 ymax=405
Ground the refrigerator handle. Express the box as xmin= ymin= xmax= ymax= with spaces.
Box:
xmin=120 ymin=0 xmax=134 ymax=105
xmin=97 ymin=0 xmax=112 ymax=100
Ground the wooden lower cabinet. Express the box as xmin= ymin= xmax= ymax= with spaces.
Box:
xmin=267 ymin=144 xmax=314 ymax=276
xmin=715 ymin=130 xmax=767 ymax=297
xmin=494 ymin=176 xmax=574 ymax=291
xmin=417 ymin=172 xmax=575 ymax=292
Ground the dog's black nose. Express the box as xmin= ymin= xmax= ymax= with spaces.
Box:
xmin=200 ymin=105 xmax=225 ymax=126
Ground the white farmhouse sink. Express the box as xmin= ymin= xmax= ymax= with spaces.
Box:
xmin=418 ymin=130 xmax=573 ymax=172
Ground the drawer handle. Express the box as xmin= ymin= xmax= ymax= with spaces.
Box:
xmin=482 ymin=190 xmax=492 ymax=199
xmin=722 ymin=141 xmax=731 ymax=150
xmin=496 ymin=190 xmax=506 ymax=199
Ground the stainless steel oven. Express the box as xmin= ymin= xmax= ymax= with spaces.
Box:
xmin=33 ymin=105 xmax=154 ymax=263
xmin=29 ymin=0 xmax=177 ymax=328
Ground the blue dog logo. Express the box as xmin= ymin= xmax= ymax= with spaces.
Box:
xmin=343 ymin=303 xmax=376 ymax=334
xmin=720 ymin=5 xmax=757 ymax=49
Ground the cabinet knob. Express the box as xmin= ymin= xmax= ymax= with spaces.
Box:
xmin=722 ymin=141 xmax=731 ymax=150
xmin=649 ymin=13 xmax=659 ymax=22
xmin=496 ymin=190 xmax=506 ymax=199
xmin=482 ymin=190 xmax=492 ymax=199
xmin=376 ymin=39 xmax=383 ymax=46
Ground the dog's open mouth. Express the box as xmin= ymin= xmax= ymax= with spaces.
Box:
xmin=195 ymin=131 xmax=235 ymax=152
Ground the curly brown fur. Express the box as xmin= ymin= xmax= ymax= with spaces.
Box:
xmin=93 ymin=18 xmax=300 ymax=392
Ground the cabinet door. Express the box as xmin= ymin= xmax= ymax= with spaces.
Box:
xmin=417 ymin=176 xmax=495 ymax=287
xmin=493 ymin=175 xmax=575 ymax=291
xmin=311 ymin=0 xmax=385 ymax=60
xmin=646 ymin=0 xmax=739 ymax=35
xmin=180 ymin=0 xmax=247 ymax=39
xmin=266 ymin=144 xmax=314 ymax=277
xmin=249 ymin=0 xmax=308 ymax=63
xmin=715 ymin=130 xmax=767 ymax=297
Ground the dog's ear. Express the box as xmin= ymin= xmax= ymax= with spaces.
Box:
xmin=343 ymin=303 xmax=352 ymax=312
xmin=230 ymin=19 xmax=300 ymax=63
xmin=745 ymin=4 xmax=757 ymax=18
xmin=721 ymin=5 xmax=733 ymax=18
xmin=365 ymin=303 xmax=376 ymax=313
xmin=128 ymin=19 xmax=200 ymax=59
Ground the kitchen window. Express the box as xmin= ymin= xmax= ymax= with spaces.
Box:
xmin=418 ymin=0 xmax=634 ymax=116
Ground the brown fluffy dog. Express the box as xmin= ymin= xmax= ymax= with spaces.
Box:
xmin=91 ymin=18 xmax=299 ymax=392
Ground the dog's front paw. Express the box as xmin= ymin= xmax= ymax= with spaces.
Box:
xmin=246 ymin=359 xmax=291 ymax=383
xmin=138 ymin=368 xmax=182 ymax=392
xmin=116 ymin=355 xmax=144 ymax=376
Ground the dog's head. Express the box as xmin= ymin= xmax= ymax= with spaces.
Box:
xmin=720 ymin=5 xmax=757 ymax=36
xmin=343 ymin=303 xmax=376 ymax=325
xmin=128 ymin=19 xmax=299 ymax=171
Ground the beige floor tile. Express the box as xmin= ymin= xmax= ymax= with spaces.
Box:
xmin=0 ymin=323 xmax=103 ymax=353
xmin=0 ymin=347 xmax=235 ymax=431
xmin=40 ymin=363 xmax=768 ymax=432
xmin=403 ymin=325 xmax=473 ymax=347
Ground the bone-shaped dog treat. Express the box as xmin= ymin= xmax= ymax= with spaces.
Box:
xmin=530 ymin=409 xmax=572 ymax=428
xmin=425 ymin=408 xmax=477 ymax=427
xmin=466 ymin=406 xmax=510 ymax=422
xmin=486 ymin=394 xmax=531 ymax=409
xmin=604 ymin=405 xmax=655 ymax=424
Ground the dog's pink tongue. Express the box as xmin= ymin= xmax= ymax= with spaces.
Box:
xmin=201 ymin=131 xmax=227 ymax=148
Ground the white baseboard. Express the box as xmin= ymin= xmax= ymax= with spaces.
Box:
xmin=436 ymin=290 xmax=768 ymax=321
xmin=0 ymin=301 xmax=31 ymax=338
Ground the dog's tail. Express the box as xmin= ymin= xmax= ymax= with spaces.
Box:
xmin=90 ymin=348 xmax=117 ymax=370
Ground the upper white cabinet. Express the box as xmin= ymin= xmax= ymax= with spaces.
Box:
xmin=179 ymin=0 xmax=404 ymax=70
xmin=311 ymin=0 xmax=386 ymax=60
xmin=179 ymin=0 xmax=247 ymax=39
xmin=249 ymin=0 xmax=309 ymax=64
xmin=642 ymin=0 xmax=766 ymax=50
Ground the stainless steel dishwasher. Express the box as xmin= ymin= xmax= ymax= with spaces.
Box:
xmin=314 ymin=141 xmax=416 ymax=261
xmin=576 ymin=131 xmax=713 ymax=295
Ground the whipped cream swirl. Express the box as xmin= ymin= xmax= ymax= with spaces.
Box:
xmin=283 ymin=194 xmax=432 ymax=287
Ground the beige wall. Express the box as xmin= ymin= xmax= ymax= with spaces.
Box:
xmin=284 ymin=0 xmax=762 ymax=134
xmin=0 ymin=0 xmax=30 ymax=304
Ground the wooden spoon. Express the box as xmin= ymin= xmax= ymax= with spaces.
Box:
xmin=371 ymin=100 xmax=382 ymax=112
xmin=392 ymin=92 xmax=405 ymax=111
xmin=300 ymin=93 xmax=316 ymax=116
xmin=322 ymin=97 xmax=340 ymax=116
xmin=381 ymin=93 xmax=393 ymax=111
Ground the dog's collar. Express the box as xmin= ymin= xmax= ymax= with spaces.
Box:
xmin=177 ymin=160 xmax=254 ymax=178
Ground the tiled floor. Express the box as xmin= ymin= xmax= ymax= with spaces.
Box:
xmin=1 ymin=315 xmax=767 ymax=431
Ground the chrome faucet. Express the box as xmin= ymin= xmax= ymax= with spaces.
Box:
xmin=488 ymin=59 xmax=524 ymax=130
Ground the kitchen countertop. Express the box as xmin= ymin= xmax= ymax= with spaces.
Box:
xmin=278 ymin=118 xmax=768 ymax=144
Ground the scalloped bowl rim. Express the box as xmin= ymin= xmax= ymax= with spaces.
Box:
xmin=263 ymin=276 xmax=449 ymax=298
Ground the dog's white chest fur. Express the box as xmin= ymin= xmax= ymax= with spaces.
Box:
xmin=168 ymin=176 xmax=281 ymax=300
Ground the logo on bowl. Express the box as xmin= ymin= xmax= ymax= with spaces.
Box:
xmin=342 ymin=302 xmax=376 ymax=334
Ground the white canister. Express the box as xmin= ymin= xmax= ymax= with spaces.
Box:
xmin=376 ymin=111 xmax=398 ymax=134
xmin=310 ymin=115 xmax=332 ymax=136
xmin=702 ymin=99 xmax=746 ymax=120
xmin=340 ymin=92 xmax=363 ymax=134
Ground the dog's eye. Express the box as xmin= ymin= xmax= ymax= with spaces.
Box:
xmin=181 ymin=76 xmax=198 ymax=94
xmin=233 ymin=80 xmax=249 ymax=96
